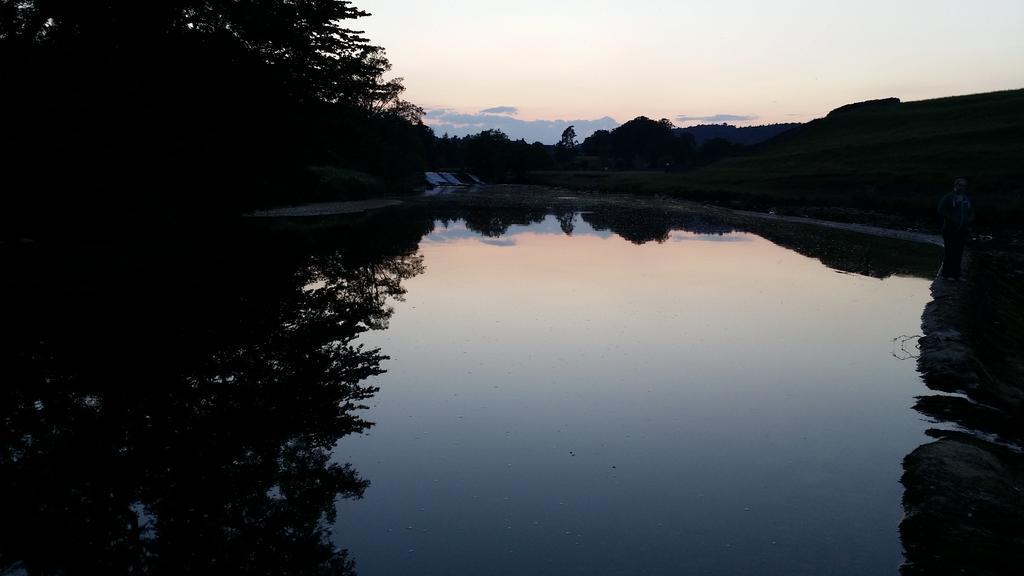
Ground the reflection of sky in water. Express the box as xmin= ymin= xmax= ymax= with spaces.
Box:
xmin=333 ymin=219 xmax=933 ymax=576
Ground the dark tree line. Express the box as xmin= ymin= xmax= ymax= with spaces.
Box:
xmin=581 ymin=117 xmax=694 ymax=170
xmin=0 ymin=1 xmax=429 ymax=238
xmin=420 ymin=117 xmax=752 ymax=182
xmin=427 ymin=130 xmax=553 ymax=181
xmin=581 ymin=116 xmax=750 ymax=170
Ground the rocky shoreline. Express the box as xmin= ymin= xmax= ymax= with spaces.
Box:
xmin=901 ymin=239 xmax=1024 ymax=575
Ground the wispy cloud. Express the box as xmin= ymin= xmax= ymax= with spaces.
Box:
xmin=424 ymin=109 xmax=619 ymax=144
xmin=479 ymin=106 xmax=519 ymax=115
xmin=675 ymin=114 xmax=758 ymax=124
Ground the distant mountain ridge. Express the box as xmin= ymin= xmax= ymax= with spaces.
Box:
xmin=673 ymin=123 xmax=801 ymax=146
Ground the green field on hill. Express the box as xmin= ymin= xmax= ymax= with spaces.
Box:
xmin=535 ymin=89 xmax=1024 ymax=230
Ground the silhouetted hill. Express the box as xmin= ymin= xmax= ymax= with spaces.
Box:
xmin=535 ymin=89 xmax=1024 ymax=229
xmin=673 ymin=123 xmax=801 ymax=146
xmin=825 ymin=97 xmax=902 ymax=117
xmin=696 ymin=89 xmax=1024 ymax=196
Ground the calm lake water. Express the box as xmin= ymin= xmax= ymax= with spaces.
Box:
xmin=0 ymin=202 xmax=943 ymax=575
xmin=331 ymin=214 xmax=935 ymax=576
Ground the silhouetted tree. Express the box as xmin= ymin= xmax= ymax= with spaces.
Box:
xmin=609 ymin=116 xmax=694 ymax=170
xmin=554 ymin=125 xmax=578 ymax=166
xmin=462 ymin=129 xmax=513 ymax=180
xmin=556 ymin=211 xmax=576 ymax=235
xmin=508 ymin=138 xmax=555 ymax=176
xmin=0 ymin=1 xmax=425 ymax=237
xmin=529 ymin=141 xmax=555 ymax=170
xmin=582 ymin=129 xmax=613 ymax=166
xmin=428 ymin=130 xmax=551 ymax=181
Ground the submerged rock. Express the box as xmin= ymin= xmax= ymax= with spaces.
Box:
xmin=901 ymin=434 xmax=1024 ymax=575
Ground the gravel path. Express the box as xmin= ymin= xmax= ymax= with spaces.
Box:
xmin=245 ymin=198 xmax=402 ymax=217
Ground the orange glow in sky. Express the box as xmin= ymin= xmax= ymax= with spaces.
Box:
xmin=361 ymin=0 xmax=1024 ymax=129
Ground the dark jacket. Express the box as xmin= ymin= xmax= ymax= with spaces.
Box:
xmin=938 ymin=192 xmax=974 ymax=236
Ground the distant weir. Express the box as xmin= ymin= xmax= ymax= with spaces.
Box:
xmin=424 ymin=172 xmax=484 ymax=188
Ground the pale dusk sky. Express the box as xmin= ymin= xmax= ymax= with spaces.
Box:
xmin=361 ymin=0 xmax=1024 ymax=141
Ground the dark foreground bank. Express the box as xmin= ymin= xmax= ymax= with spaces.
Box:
xmin=902 ymin=235 xmax=1024 ymax=575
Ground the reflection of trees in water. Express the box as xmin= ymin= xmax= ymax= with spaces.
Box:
xmin=302 ymin=251 xmax=425 ymax=332
xmin=426 ymin=199 xmax=934 ymax=278
xmin=582 ymin=209 xmax=675 ymax=244
xmin=555 ymin=210 xmax=576 ymax=236
xmin=426 ymin=202 xmax=734 ymax=245
xmin=0 ymin=221 xmax=425 ymax=575
xmin=460 ymin=207 xmax=548 ymax=238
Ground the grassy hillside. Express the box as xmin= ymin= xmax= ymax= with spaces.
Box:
xmin=535 ymin=89 xmax=1024 ymax=229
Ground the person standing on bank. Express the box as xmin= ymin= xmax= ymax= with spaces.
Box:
xmin=938 ymin=177 xmax=974 ymax=279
